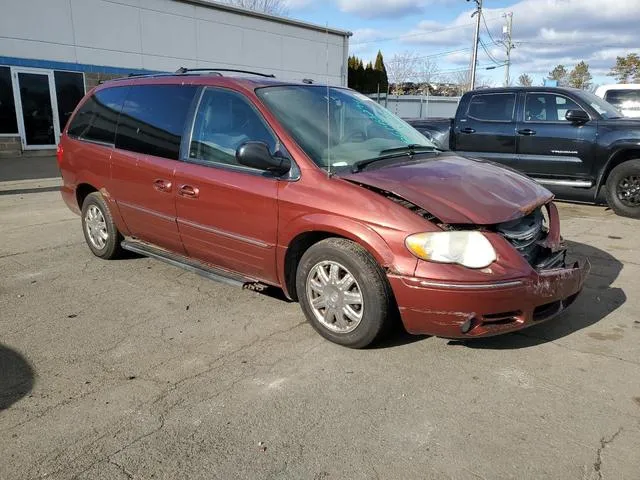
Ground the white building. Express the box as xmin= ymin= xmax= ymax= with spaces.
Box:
xmin=0 ymin=0 xmax=351 ymax=155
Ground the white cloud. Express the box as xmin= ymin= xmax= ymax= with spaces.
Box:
xmin=336 ymin=0 xmax=427 ymax=19
xmin=383 ymin=0 xmax=640 ymax=82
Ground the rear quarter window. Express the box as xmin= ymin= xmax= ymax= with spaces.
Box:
xmin=67 ymin=87 xmax=129 ymax=144
xmin=115 ymin=84 xmax=198 ymax=160
xmin=466 ymin=93 xmax=516 ymax=122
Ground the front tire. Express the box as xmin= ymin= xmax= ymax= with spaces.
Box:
xmin=605 ymin=159 xmax=640 ymax=218
xmin=81 ymin=192 xmax=124 ymax=259
xmin=296 ymin=238 xmax=393 ymax=348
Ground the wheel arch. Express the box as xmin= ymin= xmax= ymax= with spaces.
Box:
xmin=279 ymin=216 xmax=398 ymax=301
xmin=597 ymin=146 xmax=640 ymax=194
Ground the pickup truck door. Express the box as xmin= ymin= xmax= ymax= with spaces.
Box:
xmin=453 ymin=92 xmax=517 ymax=165
xmin=516 ymin=92 xmax=597 ymax=185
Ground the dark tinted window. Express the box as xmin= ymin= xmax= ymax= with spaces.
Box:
xmin=604 ymin=89 xmax=640 ymax=111
xmin=190 ymin=88 xmax=277 ymax=167
xmin=467 ymin=93 xmax=516 ymax=121
xmin=54 ymin=71 xmax=85 ymax=131
xmin=116 ymin=85 xmax=197 ymax=160
xmin=525 ymin=93 xmax=582 ymax=122
xmin=0 ymin=67 xmax=18 ymax=134
xmin=68 ymin=86 xmax=129 ymax=144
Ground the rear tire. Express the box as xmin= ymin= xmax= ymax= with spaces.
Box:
xmin=296 ymin=238 xmax=392 ymax=348
xmin=81 ymin=192 xmax=124 ymax=259
xmin=605 ymin=159 xmax=640 ymax=219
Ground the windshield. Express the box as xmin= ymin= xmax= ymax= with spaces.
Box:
xmin=256 ymin=85 xmax=435 ymax=170
xmin=577 ymin=90 xmax=622 ymax=119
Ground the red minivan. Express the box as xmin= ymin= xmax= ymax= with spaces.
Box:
xmin=58 ymin=70 xmax=589 ymax=348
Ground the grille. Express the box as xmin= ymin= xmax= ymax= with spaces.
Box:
xmin=496 ymin=208 xmax=546 ymax=265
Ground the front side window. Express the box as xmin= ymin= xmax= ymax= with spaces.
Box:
xmin=525 ymin=93 xmax=582 ymax=122
xmin=115 ymin=85 xmax=198 ymax=160
xmin=189 ymin=88 xmax=277 ymax=167
xmin=67 ymin=86 xmax=129 ymax=144
xmin=256 ymin=85 xmax=433 ymax=169
xmin=467 ymin=93 xmax=516 ymax=122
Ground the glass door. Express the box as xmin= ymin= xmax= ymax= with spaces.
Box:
xmin=12 ymin=68 xmax=60 ymax=150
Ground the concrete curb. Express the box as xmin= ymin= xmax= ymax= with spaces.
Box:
xmin=0 ymin=177 xmax=62 ymax=193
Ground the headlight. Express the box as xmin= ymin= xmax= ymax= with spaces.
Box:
xmin=405 ymin=231 xmax=496 ymax=269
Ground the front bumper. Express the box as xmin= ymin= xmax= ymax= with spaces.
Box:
xmin=388 ymin=259 xmax=590 ymax=338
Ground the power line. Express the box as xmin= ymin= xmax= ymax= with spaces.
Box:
xmin=479 ymin=38 xmax=502 ymax=65
xmin=481 ymin=11 xmax=498 ymax=46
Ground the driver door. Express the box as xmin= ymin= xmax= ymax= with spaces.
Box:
xmin=516 ymin=92 xmax=596 ymax=179
xmin=174 ymin=87 xmax=283 ymax=283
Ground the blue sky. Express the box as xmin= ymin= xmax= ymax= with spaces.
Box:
xmin=283 ymin=0 xmax=640 ymax=87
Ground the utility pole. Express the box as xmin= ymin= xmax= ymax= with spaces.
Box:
xmin=468 ymin=0 xmax=482 ymax=91
xmin=502 ymin=12 xmax=514 ymax=86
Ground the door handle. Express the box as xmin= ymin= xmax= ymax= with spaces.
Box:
xmin=517 ymin=129 xmax=537 ymax=136
xmin=460 ymin=127 xmax=476 ymax=134
xmin=178 ymin=185 xmax=200 ymax=199
xmin=153 ymin=179 xmax=172 ymax=193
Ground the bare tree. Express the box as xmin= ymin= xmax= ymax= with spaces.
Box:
xmin=416 ymin=58 xmax=439 ymax=95
xmin=448 ymin=70 xmax=488 ymax=95
xmin=517 ymin=73 xmax=533 ymax=87
xmin=386 ymin=52 xmax=419 ymax=95
xmin=221 ymin=0 xmax=288 ymax=15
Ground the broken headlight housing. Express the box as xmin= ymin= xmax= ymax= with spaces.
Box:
xmin=405 ymin=231 xmax=496 ymax=269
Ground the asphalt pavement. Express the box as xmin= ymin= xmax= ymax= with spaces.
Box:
xmin=1 ymin=181 xmax=639 ymax=479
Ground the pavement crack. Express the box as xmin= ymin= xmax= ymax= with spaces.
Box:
xmin=108 ymin=457 xmax=135 ymax=479
xmin=515 ymin=332 xmax=640 ymax=366
xmin=592 ymin=427 xmax=623 ymax=480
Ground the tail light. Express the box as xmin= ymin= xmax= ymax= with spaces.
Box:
xmin=56 ymin=143 xmax=64 ymax=167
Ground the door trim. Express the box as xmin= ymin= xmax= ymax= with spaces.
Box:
xmin=177 ymin=218 xmax=274 ymax=249
xmin=11 ymin=67 xmax=61 ymax=150
xmin=532 ymin=178 xmax=594 ymax=188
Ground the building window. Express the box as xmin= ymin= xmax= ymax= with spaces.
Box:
xmin=54 ymin=71 xmax=85 ymax=132
xmin=0 ymin=67 xmax=19 ymax=134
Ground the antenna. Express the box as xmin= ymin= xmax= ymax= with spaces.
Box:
xmin=326 ymin=22 xmax=331 ymax=175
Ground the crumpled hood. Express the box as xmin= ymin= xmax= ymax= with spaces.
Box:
xmin=340 ymin=153 xmax=554 ymax=225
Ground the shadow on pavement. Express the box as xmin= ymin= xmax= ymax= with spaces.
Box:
xmin=451 ymin=240 xmax=625 ymax=350
xmin=0 ymin=155 xmax=59 ymax=182
xmin=0 ymin=344 xmax=35 ymax=410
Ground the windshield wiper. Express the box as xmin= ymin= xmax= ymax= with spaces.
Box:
xmin=351 ymin=145 xmax=440 ymax=173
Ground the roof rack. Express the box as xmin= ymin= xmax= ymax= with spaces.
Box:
xmin=108 ymin=72 xmax=178 ymax=82
xmin=175 ymin=67 xmax=276 ymax=78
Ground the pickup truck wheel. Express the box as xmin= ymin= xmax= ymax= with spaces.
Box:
xmin=81 ymin=192 xmax=124 ymax=259
xmin=606 ymin=160 xmax=640 ymax=218
xmin=296 ymin=238 xmax=392 ymax=348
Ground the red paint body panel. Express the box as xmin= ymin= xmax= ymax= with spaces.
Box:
xmin=339 ymin=154 xmax=554 ymax=224
xmin=391 ymin=259 xmax=590 ymax=338
xmin=174 ymin=162 xmax=279 ymax=284
xmin=57 ymin=74 xmax=589 ymax=340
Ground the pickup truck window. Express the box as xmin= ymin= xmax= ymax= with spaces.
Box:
xmin=604 ymin=89 xmax=640 ymax=113
xmin=524 ymin=93 xmax=582 ymax=122
xmin=466 ymin=93 xmax=516 ymax=122
xmin=578 ymin=91 xmax=621 ymax=119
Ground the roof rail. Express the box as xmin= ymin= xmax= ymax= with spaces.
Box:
xmin=108 ymin=72 xmax=177 ymax=82
xmin=175 ymin=67 xmax=275 ymax=78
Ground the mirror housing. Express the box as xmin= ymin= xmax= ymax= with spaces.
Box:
xmin=565 ymin=109 xmax=589 ymax=124
xmin=236 ymin=142 xmax=291 ymax=176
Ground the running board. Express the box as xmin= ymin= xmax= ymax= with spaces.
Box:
xmin=121 ymin=239 xmax=266 ymax=290
xmin=533 ymin=178 xmax=594 ymax=188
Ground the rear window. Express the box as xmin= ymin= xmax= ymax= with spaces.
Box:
xmin=67 ymin=87 xmax=129 ymax=144
xmin=115 ymin=84 xmax=198 ymax=160
xmin=604 ymin=89 xmax=640 ymax=110
xmin=467 ymin=93 xmax=516 ymax=122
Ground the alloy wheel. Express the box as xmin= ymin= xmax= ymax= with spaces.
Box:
xmin=84 ymin=205 xmax=108 ymax=250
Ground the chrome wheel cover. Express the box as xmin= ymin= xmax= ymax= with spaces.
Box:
xmin=306 ymin=261 xmax=364 ymax=334
xmin=84 ymin=205 xmax=108 ymax=250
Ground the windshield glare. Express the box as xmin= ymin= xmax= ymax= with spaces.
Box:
xmin=256 ymin=85 xmax=435 ymax=170
xmin=578 ymin=91 xmax=622 ymax=119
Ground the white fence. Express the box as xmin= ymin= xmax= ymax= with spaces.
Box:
xmin=371 ymin=94 xmax=461 ymax=119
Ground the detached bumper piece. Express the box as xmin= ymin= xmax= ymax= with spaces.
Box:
xmin=388 ymin=259 xmax=590 ymax=339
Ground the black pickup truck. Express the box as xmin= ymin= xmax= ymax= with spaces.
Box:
xmin=406 ymin=87 xmax=640 ymax=218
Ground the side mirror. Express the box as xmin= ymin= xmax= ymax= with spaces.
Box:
xmin=565 ymin=109 xmax=589 ymax=124
xmin=236 ymin=142 xmax=291 ymax=176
